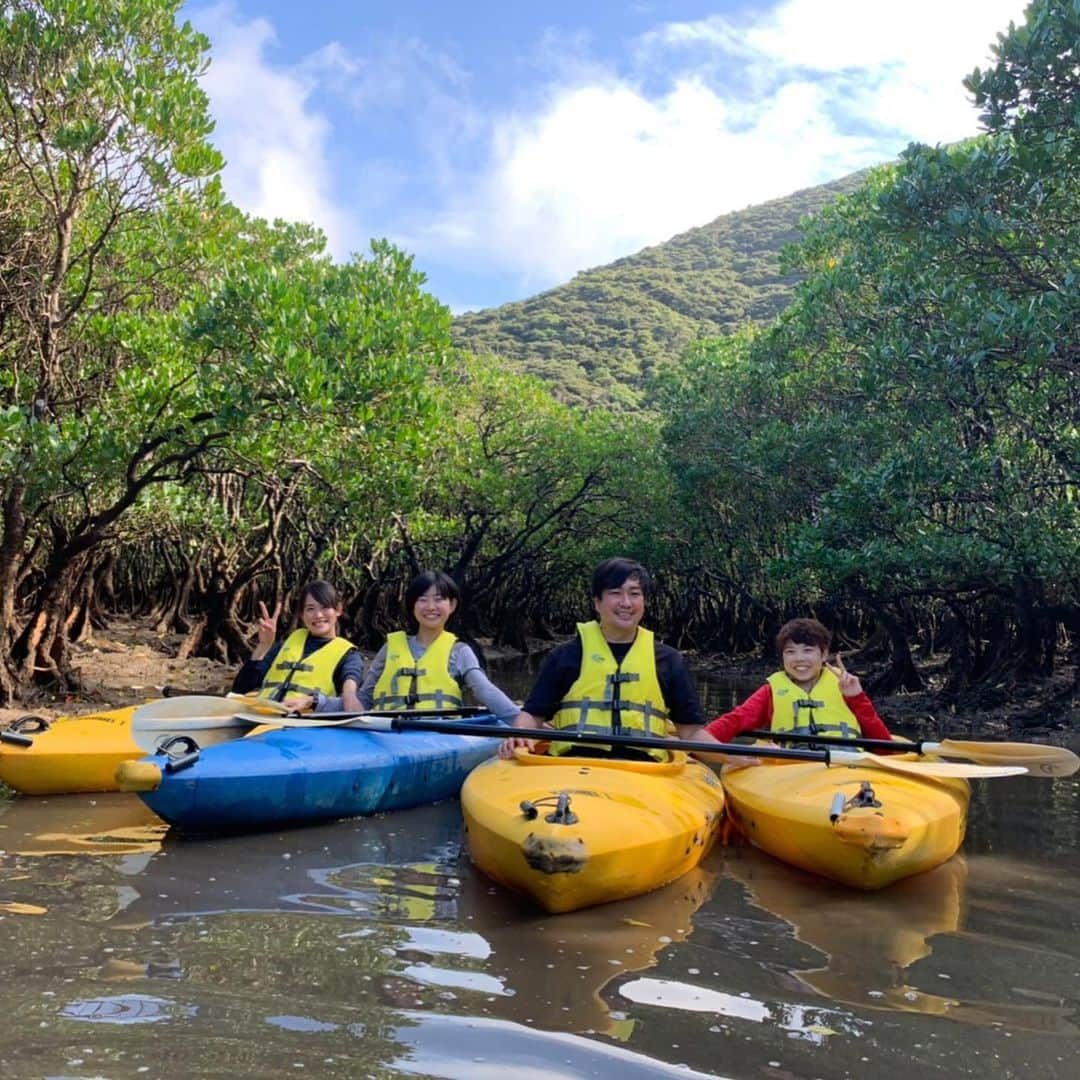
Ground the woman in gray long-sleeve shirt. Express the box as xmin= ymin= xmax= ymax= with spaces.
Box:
xmin=353 ymin=570 xmax=518 ymax=722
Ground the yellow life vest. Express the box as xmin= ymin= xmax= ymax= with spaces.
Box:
xmin=767 ymin=667 xmax=858 ymax=738
xmin=372 ymin=630 xmax=465 ymax=711
xmin=550 ymin=621 xmax=675 ymax=760
xmin=258 ymin=629 xmax=355 ymax=701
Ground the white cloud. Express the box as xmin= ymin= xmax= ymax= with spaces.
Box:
xmin=189 ymin=1 xmax=1031 ymax=302
xmin=193 ymin=2 xmax=356 ymax=257
xmin=421 ymin=0 xmax=1029 ymax=288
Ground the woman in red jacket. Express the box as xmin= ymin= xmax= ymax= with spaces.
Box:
xmin=704 ymin=617 xmax=892 ymax=744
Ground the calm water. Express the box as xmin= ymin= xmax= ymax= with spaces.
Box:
xmin=0 ymin=667 xmax=1077 ymax=1079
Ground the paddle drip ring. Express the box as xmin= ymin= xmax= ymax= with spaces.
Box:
xmin=519 ymin=792 xmax=579 ymax=825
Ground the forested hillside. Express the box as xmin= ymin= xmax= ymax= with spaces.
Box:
xmin=453 ymin=171 xmax=868 ymax=407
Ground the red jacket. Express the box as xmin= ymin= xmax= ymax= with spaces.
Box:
xmin=705 ymin=683 xmax=892 ymax=743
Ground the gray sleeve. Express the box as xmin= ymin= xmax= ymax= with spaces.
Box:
xmin=452 ymin=643 xmax=520 ymax=722
xmin=357 ymin=644 xmax=388 ymax=710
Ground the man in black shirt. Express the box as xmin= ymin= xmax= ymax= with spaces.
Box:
xmin=499 ymin=557 xmax=709 ymax=760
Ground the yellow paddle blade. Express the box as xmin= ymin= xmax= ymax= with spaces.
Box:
xmin=829 ymin=749 xmax=1026 ymax=779
xmin=224 ymin=692 xmax=290 ymax=715
xmin=933 ymin=740 xmax=1079 ymax=778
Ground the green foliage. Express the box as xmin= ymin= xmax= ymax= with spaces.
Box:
xmin=655 ymin=0 xmax=1079 ymax=678
xmin=453 ymin=173 xmax=869 ymax=409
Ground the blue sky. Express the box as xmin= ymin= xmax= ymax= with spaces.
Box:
xmin=185 ymin=1 xmax=1029 ymax=312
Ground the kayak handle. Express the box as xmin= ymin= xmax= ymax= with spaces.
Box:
xmin=0 ymin=714 xmax=51 ymax=747
xmin=520 ymin=792 xmax=579 ymax=825
xmin=830 ymin=781 xmax=882 ymax=823
xmin=157 ymin=734 xmax=202 ymax=773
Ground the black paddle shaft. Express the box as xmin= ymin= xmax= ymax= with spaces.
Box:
xmin=355 ymin=716 xmax=844 ymax=764
xmin=747 ymin=729 xmax=920 ymax=753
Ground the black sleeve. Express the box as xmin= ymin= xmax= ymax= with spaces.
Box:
xmin=521 ymin=639 xmax=584 ymax=720
xmin=231 ymin=641 xmax=281 ymax=694
xmin=333 ymin=648 xmax=365 ymax=691
xmin=656 ymin=643 xmax=705 ymax=728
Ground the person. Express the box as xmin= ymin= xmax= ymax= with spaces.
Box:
xmin=232 ymin=580 xmax=363 ymax=712
xmin=500 ymin=557 xmax=746 ymax=763
xmin=354 ymin=570 xmax=518 ymax=721
xmin=701 ymin=617 xmax=892 ymax=743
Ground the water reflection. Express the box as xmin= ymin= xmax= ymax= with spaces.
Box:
xmin=0 ymin=791 xmax=165 ymax=856
xmin=106 ymin=804 xmax=721 ymax=1038
xmin=0 ymin=772 xmax=1077 ymax=1077
xmin=724 ymin=830 xmax=1079 ymax=1034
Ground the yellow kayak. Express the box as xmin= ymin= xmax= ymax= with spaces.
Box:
xmin=461 ymin=749 xmax=725 ymax=913
xmin=721 ymin=756 xmax=970 ymax=889
xmin=0 ymin=698 xmax=251 ymax=795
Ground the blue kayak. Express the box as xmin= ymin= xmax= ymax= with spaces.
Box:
xmin=115 ymin=718 xmax=502 ymax=833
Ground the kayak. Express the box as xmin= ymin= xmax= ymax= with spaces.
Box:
xmin=0 ymin=698 xmax=251 ymax=796
xmin=461 ymin=749 xmax=725 ymax=913
xmin=115 ymin=717 xmax=503 ymax=833
xmin=721 ymin=756 xmax=970 ymax=889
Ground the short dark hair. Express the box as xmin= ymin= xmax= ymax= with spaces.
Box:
xmin=776 ymin=618 xmax=832 ymax=654
xmin=591 ymin=557 xmax=651 ymax=599
xmin=294 ymin=580 xmax=342 ymax=625
xmin=405 ymin=570 xmax=460 ymax=612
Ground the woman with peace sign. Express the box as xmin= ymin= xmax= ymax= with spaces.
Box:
xmin=231 ymin=581 xmax=363 ymax=713
xmin=703 ymin=618 xmax=893 ymax=743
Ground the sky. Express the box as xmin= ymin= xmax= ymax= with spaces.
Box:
xmin=184 ymin=0 xmax=1030 ymax=313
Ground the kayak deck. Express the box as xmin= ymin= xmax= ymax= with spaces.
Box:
xmin=0 ymin=706 xmax=145 ymax=795
xmin=118 ymin=720 xmax=503 ymax=832
xmin=461 ymin=750 xmax=725 ymax=913
xmin=721 ymin=756 xmax=970 ymax=889
xmin=0 ymin=703 xmax=252 ymax=795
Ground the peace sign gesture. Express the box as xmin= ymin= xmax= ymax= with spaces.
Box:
xmin=825 ymin=652 xmax=863 ymax=698
xmin=252 ymin=600 xmax=282 ymax=660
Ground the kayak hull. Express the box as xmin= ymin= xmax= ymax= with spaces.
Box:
xmin=461 ymin=750 xmax=725 ymax=913
xmin=0 ymin=706 xmax=144 ymax=795
xmin=721 ymin=756 xmax=970 ymax=889
xmin=118 ymin=720 xmax=502 ymax=832
xmin=0 ymin=702 xmax=249 ymax=795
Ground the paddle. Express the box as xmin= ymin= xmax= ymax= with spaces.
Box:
xmin=236 ymin=712 xmax=1025 ymax=779
xmin=230 ymin=705 xmax=491 ymax=728
xmin=747 ymin=730 xmax=1078 ymax=778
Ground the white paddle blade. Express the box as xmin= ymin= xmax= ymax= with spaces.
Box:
xmin=932 ymin=740 xmax=1079 ymax=778
xmin=231 ymin=711 xmax=361 ymax=729
xmin=132 ymin=696 xmax=242 ymax=721
xmin=829 ymin=749 xmax=1027 ymax=779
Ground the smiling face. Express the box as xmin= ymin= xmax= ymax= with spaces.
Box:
xmin=781 ymin=641 xmax=826 ymax=690
xmin=413 ymin=586 xmax=457 ymax=636
xmin=300 ymin=597 xmax=342 ymax=639
xmin=593 ymin=576 xmax=646 ymax=643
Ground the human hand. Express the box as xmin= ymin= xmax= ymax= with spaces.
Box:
xmin=282 ymin=693 xmax=314 ymax=713
xmin=498 ymin=734 xmax=538 ymax=759
xmin=254 ymin=600 xmax=282 ymax=655
xmin=825 ymin=652 xmax=863 ymax=697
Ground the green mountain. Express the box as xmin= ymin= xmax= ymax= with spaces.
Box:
xmin=453 ymin=169 xmax=871 ymax=408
